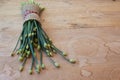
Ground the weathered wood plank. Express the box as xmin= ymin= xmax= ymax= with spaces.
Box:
xmin=0 ymin=0 xmax=120 ymax=80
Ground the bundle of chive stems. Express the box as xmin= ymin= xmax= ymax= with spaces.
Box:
xmin=11 ymin=0 xmax=76 ymax=74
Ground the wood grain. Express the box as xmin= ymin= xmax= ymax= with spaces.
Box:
xmin=0 ymin=0 xmax=120 ymax=80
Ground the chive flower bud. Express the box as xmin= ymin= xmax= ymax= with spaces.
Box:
xmin=19 ymin=66 xmax=24 ymax=72
xmin=69 ymin=59 xmax=76 ymax=63
xmin=54 ymin=62 xmax=60 ymax=68
xmin=29 ymin=69 xmax=33 ymax=75
xmin=41 ymin=64 xmax=45 ymax=69
xmin=62 ymin=52 xmax=67 ymax=56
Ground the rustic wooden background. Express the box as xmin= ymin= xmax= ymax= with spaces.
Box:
xmin=0 ymin=0 xmax=120 ymax=80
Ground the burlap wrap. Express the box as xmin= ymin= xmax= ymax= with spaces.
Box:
xmin=21 ymin=4 xmax=42 ymax=23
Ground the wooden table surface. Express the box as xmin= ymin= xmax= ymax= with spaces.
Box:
xmin=0 ymin=0 xmax=120 ymax=80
